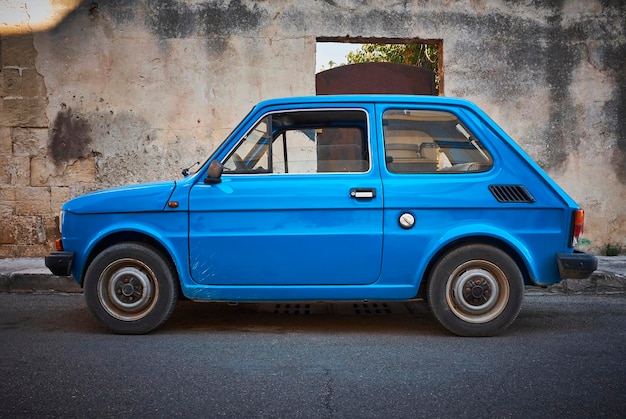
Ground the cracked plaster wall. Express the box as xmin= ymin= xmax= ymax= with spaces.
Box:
xmin=0 ymin=0 xmax=624 ymax=256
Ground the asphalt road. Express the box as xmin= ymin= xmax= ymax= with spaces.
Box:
xmin=0 ymin=293 xmax=624 ymax=418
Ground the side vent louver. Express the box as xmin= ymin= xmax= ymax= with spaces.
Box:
xmin=489 ymin=185 xmax=535 ymax=203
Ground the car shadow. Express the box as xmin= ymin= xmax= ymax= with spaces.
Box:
xmin=49 ymin=295 xmax=566 ymax=337
xmin=159 ymin=300 xmax=446 ymax=336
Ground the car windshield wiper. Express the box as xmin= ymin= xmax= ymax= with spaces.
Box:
xmin=181 ymin=161 xmax=200 ymax=177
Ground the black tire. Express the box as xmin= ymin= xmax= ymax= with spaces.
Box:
xmin=84 ymin=242 xmax=178 ymax=334
xmin=427 ymin=244 xmax=524 ymax=337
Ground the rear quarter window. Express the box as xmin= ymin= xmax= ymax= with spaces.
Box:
xmin=383 ymin=109 xmax=493 ymax=174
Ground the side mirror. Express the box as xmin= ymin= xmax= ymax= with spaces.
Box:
xmin=204 ymin=160 xmax=223 ymax=184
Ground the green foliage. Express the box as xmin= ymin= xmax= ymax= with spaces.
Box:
xmin=346 ymin=43 xmax=438 ymax=73
xmin=604 ymin=243 xmax=623 ymax=256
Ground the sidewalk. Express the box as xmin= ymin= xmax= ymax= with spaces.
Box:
xmin=0 ymin=256 xmax=625 ymax=295
xmin=0 ymin=257 xmax=81 ymax=293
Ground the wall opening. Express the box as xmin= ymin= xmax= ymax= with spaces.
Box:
xmin=316 ymin=37 xmax=443 ymax=94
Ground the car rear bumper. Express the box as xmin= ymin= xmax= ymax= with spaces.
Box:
xmin=556 ymin=251 xmax=598 ymax=279
xmin=45 ymin=251 xmax=74 ymax=277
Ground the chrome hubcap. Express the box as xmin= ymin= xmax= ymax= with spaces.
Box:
xmin=446 ymin=260 xmax=509 ymax=324
xmin=98 ymin=259 xmax=159 ymax=321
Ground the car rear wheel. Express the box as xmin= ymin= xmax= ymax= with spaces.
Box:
xmin=427 ymin=244 xmax=524 ymax=337
xmin=84 ymin=242 xmax=178 ymax=334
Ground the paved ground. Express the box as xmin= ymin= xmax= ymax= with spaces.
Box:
xmin=0 ymin=256 xmax=625 ymax=294
xmin=1 ymin=292 xmax=625 ymax=418
xmin=1 ymin=256 xmax=624 ymax=417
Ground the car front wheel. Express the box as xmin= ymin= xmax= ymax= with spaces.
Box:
xmin=84 ymin=242 xmax=178 ymax=334
xmin=427 ymin=244 xmax=524 ymax=337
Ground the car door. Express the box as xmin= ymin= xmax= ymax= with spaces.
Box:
xmin=188 ymin=105 xmax=383 ymax=286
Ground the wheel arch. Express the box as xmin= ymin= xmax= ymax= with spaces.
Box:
xmin=417 ymin=235 xmax=532 ymax=299
xmin=80 ymin=231 xmax=179 ymax=288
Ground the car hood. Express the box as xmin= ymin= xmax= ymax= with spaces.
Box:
xmin=62 ymin=181 xmax=177 ymax=214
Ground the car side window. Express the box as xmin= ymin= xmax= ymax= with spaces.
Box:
xmin=223 ymin=110 xmax=369 ymax=174
xmin=383 ymin=109 xmax=493 ymax=173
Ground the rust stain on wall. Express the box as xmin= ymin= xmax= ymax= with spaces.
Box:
xmin=49 ymin=104 xmax=92 ymax=164
xmin=606 ymin=43 xmax=626 ymax=184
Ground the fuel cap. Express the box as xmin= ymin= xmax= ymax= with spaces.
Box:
xmin=398 ymin=212 xmax=415 ymax=229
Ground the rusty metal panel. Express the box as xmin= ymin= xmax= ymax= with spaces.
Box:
xmin=316 ymin=62 xmax=436 ymax=95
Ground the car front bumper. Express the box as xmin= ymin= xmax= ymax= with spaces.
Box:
xmin=556 ymin=251 xmax=598 ymax=279
xmin=45 ymin=251 xmax=74 ymax=277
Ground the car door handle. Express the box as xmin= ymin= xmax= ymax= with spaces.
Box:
xmin=350 ymin=188 xmax=377 ymax=199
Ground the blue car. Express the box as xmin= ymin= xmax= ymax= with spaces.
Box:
xmin=45 ymin=95 xmax=597 ymax=336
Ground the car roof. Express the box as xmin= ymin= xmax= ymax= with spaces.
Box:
xmin=256 ymin=94 xmax=477 ymax=109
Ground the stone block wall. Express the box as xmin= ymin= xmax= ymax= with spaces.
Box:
xmin=0 ymin=0 xmax=625 ymax=257
xmin=1 ymin=35 xmax=68 ymax=256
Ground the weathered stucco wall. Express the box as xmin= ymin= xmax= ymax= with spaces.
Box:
xmin=0 ymin=0 xmax=624 ymax=256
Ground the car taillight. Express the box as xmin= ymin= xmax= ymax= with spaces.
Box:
xmin=570 ymin=209 xmax=585 ymax=247
xmin=55 ymin=239 xmax=64 ymax=251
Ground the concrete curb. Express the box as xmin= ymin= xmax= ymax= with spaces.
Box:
xmin=0 ymin=258 xmax=81 ymax=293
xmin=1 ymin=256 xmax=625 ymax=295
xmin=0 ymin=271 xmax=82 ymax=293
xmin=547 ymin=256 xmax=626 ymax=295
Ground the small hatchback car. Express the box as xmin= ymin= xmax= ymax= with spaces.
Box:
xmin=46 ymin=95 xmax=596 ymax=336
